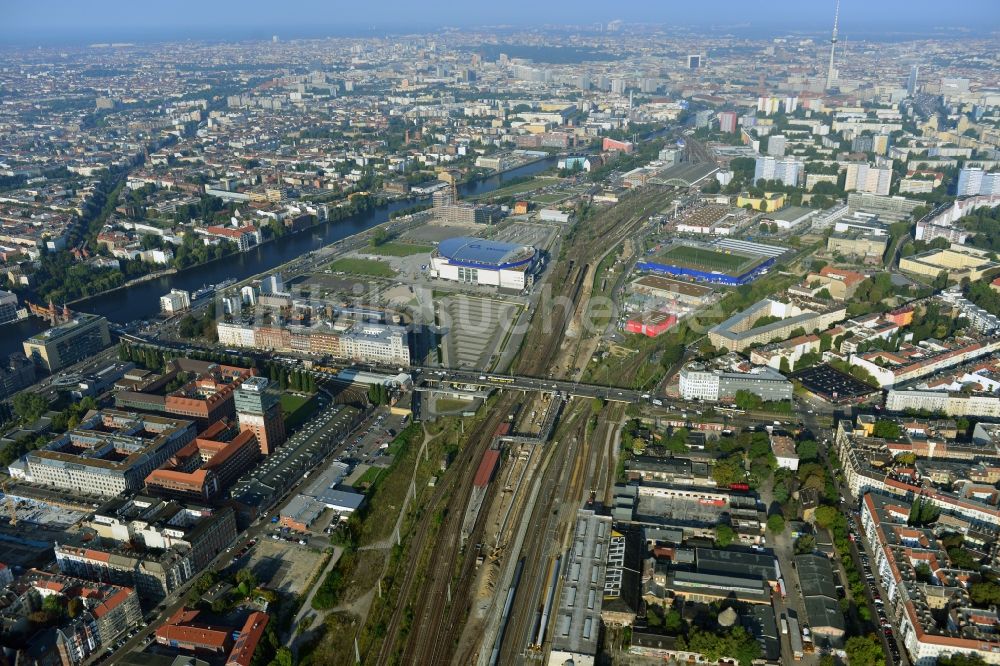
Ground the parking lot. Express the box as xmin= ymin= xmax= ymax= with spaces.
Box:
xmin=337 ymin=408 xmax=409 ymax=474
xmin=792 ymin=364 xmax=880 ymax=403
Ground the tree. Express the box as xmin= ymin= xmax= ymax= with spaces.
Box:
xmin=711 ymin=456 xmax=746 ymax=487
xmin=715 ymin=524 xmax=736 ymax=548
xmin=969 ymin=581 xmax=1000 ymax=608
xmin=13 ymin=392 xmax=49 ymax=423
xmin=845 ymin=635 xmax=884 ymax=666
xmin=766 ymin=514 xmax=785 ymax=533
xmin=938 ymin=654 xmax=988 ymax=666
xmin=795 ymin=440 xmax=819 ymax=463
xmin=794 ymin=534 xmax=815 ymax=554
xmin=686 ymin=626 xmax=761 ymax=666
xmin=814 ymin=504 xmax=840 ymax=529
xmin=733 ymin=390 xmax=763 ymax=411
xmin=872 ymin=420 xmax=902 ymax=440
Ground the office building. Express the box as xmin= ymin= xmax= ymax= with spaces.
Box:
xmin=0 ymin=289 xmax=19 ymax=325
xmin=115 ymin=359 xmax=255 ymax=428
xmin=145 ymin=422 xmax=260 ymax=501
xmin=687 ymin=54 xmax=702 ymax=69
xmin=678 ymin=362 xmax=793 ymax=403
xmin=234 ymin=376 xmax=285 ymax=455
xmin=11 ymin=410 xmax=197 ymax=497
xmin=159 ymin=289 xmax=191 ymax=314
xmin=957 ymin=167 xmax=1000 ymax=197
xmin=22 ymin=313 xmax=111 ymax=372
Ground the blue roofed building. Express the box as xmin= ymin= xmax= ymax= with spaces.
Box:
xmin=430 ymin=236 xmax=539 ymax=290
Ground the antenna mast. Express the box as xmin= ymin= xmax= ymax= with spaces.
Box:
xmin=825 ymin=0 xmax=840 ymax=91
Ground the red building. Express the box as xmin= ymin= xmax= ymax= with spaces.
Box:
xmin=145 ymin=422 xmax=260 ymax=501
xmin=602 ymin=137 xmax=634 ymax=153
xmin=625 ymin=312 xmax=677 ymax=338
xmin=718 ymin=111 xmax=738 ymax=134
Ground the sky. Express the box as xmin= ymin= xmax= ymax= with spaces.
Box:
xmin=2 ymin=0 xmax=998 ymax=44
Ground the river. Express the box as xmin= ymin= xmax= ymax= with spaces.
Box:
xmin=0 ymin=157 xmax=558 ymax=358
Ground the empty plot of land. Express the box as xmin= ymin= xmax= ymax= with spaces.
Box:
xmin=440 ymin=294 xmax=520 ymax=370
xmin=246 ymin=539 xmax=324 ymax=597
xmin=401 ymin=223 xmax=481 ymax=244
xmin=654 ymin=244 xmax=762 ymax=276
xmin=328 ymin=258 xmax=397 ymax=278
xmin=365 ymin=242 xmax=434 ymax=257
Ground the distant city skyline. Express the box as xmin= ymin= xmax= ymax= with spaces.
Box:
xmin=3 ymin=0 xmax=998 ymax=45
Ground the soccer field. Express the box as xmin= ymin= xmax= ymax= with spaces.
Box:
xmin=655 ymin=245 xmax=760 ymax=275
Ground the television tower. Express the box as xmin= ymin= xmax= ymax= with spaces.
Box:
xmin=825 ymin=0 xmax=841 ymax=91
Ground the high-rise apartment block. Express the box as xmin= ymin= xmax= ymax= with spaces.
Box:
xmin=844 ymin=162 xmax=892 ymax=196
xmin=957 ymin=167 xmax=1000 ymax=197
xmin=753 ymin=156 xmax=802 ymax=187
xmin=234 ymin=376 xmax=285 ymax=455
xmin=718 ymin=111 xmax=738 ymax=134
xmin=766 ymin=135 xmax=787 ymax=157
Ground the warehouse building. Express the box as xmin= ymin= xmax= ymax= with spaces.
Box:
xmin=430 ymin=236 xmax=539 ymax=290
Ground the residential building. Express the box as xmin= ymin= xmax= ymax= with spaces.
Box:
xmin=0 ymin=352 xmax=36 ymax=400
xmin=957 ymin=167 xmax=1000 ymax=197
xmin=56 ymin=497 xmax=237 ymax=602
xmin=718 ymin=111 xmax=738 ymax=134
xmin=707 ymin=298 xmax=846 ymax=353
xmin=860 ymin=492 xmax=1000 ymax=665
xmin=753 ymin=156 xmax=801 ymax=187
xmin=18 ymin=569 xmax=142 ymax=665
xmin=844 ymin=162 xmax=892 ymax=196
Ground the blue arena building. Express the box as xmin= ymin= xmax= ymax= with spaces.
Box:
xmin=431 ymin=237 xmax=539 ymax=290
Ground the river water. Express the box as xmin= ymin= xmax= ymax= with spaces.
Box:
xmin=1 ymin=157 xmax=558 ymax=357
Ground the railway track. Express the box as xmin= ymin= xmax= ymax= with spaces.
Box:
xmin=370 ymin=394 xmax=517 ymax=665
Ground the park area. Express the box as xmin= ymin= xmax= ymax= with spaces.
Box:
xmin=654 ymin=244 xmax=764 ymax=277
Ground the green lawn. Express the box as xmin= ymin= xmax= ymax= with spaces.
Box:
xmin=328 ymin=258 xmax=396 ymax=277
xmin=365 ymin=242 xmax=434 ymax=257
xmin=355 ymin=466 xmax=383 ymax=488
xmin=435 ymin=398 xmax=473 ymax=413
xmin=281 ymin=393 xmax=318 ymax=430
xmin=656 ymin=245 xmax=760 ymax=275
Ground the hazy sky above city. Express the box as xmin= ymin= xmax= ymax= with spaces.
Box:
xmin=3 ymin=0 xmax=998 ymax=44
